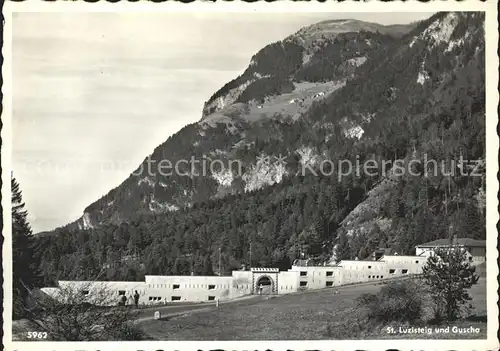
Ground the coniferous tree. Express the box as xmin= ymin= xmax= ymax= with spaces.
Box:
xmin=12 ymin=175 xmax=41 ymax=318
xmin=422 ymin=247 xmax=479 ymax=321
xmin=334 ymin=231 xmax=352 ymax=262
xmin=463 ymin=202 xmax=485 ymax=240
xmin=202 ymin=255 xmax=214 ymax=276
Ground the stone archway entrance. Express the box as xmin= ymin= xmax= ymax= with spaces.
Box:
xmin=250 ymin=268 xmax=279 ymax=295
xmin=256 ymin=275 xmax=274 ymax=295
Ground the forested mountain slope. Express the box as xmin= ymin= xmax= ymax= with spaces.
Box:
xmin=34 ymin=12 xmax=485 ymax=285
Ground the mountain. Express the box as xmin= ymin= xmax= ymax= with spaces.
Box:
xmin=52 ymin=19 xmax=417 ymax=233
xmin=34 ymin=13 xmax=485 ymax=284
xmin=201 ymin=19 xmax=416 ymax=118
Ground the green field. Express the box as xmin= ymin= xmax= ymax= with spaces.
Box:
xmin=137 ymin=278 xmax=487 ymax=340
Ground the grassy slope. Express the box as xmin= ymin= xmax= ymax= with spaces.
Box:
xmin=138 ymin=278 xmax=486 ymax=340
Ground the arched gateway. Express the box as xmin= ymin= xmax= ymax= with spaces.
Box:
xmin=250 ymin=268 xmax=279 ymax=295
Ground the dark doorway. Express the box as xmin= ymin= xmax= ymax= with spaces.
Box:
xmin=256 ymin=276 xmax=273 ymax=295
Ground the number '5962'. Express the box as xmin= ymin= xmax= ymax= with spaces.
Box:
xmin=27 ymin=332 xmax=48 ymax=339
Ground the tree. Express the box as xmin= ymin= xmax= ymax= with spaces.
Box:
xmin=202 ymin=255 xmax=214 ymax=276
xmin=12 ymin=174 xmax=41 ymax=318
xmin=287 ymin=224 xmax=323 ymax=259
xmin=349 ymin=232 xmax=367 ymax=260
xmin=334 ymin=231 xmax=352 ymax=262
xmin=463 ymin=202 xmax=485 ymax=240
xmin=357 ymin=247 xmax=369 ymax=260
xmin=422 ymin=247 xmax=479 ymax=321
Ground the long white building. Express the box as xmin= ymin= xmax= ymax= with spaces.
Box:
xmin=41 ymin=238 xmax=485 ymax=306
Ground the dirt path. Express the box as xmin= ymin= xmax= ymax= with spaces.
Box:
xmin=133 ymin=294 xmax=272 ymax=323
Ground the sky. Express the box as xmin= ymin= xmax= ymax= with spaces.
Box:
xmin=12 ymin=12 xmax=434 ymax=233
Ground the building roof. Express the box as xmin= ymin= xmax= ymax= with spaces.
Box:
xmin=379 ymin=254 xmax=426 ymax=260
xmin=416 ymin=238 xmax=486 ymax=248
xmin=293 ymin=258 xmax=328 ymax=266
xmin=338 ymin=259 xmax=386 ymax=264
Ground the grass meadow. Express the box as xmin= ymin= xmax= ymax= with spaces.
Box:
xmin=137 ymin=278 xmax=487 ymax=340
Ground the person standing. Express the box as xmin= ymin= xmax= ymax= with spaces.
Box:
xmin=134 ymin=290 xmax=140 ymax=308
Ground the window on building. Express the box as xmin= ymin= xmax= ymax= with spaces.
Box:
xmin=368 ymin=266 xmax=372 ymax=269
xmin=299 ymin=281 xmax=307 ymax=287
xmin=81 ymin=290 xmax=89 ymax=295
xmin=300 ymin=271 xmax=307 ymax=276
xmin=376 ymin=275 xmax=379 ymax=278
xmin=326 ymin=281 xmax=333 ymax=287
xmin=171 ymin=296 xmax=181 ymax=301
xmin=173 ymin=284 xmax=180 ymax=289
xmin=149 ymin=297 xmax=153 ymax=301
xmin=326 ymin=271 xmax=333 ymax=276
xmin=389 ymin=269 xmax=395 ymax=274
xmin=208 ymin=296 xmax=216 ymax=301
xmin=415 ymin=261 xmax=419 ymax=264
xmin=381 ymin=276 xmax=383 ymax=279
xmin=208 ymin=284 xmax=216 ymax=290
xmin=118 ymin=290 xmax=126 ymax=295
xmin=368 ymin=275 xmax=371 ymax=278
xmin=402 ymin=269 xmax=408 ymax=274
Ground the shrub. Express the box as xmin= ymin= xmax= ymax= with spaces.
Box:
xmin=25 ymin=284 xmax=140 ymax=341
xmin=356 ymin=280 xmax=424 ymax=323
xmin=325 ymin=309 xmax=368 ymax=339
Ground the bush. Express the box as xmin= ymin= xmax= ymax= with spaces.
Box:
xmin=324 ymin=308 xmax=368 ymax=339
xmin=356 ymin=280 xmax=424 ymax=323
xmin=26 ymin=284 xmax=140 ymax=341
